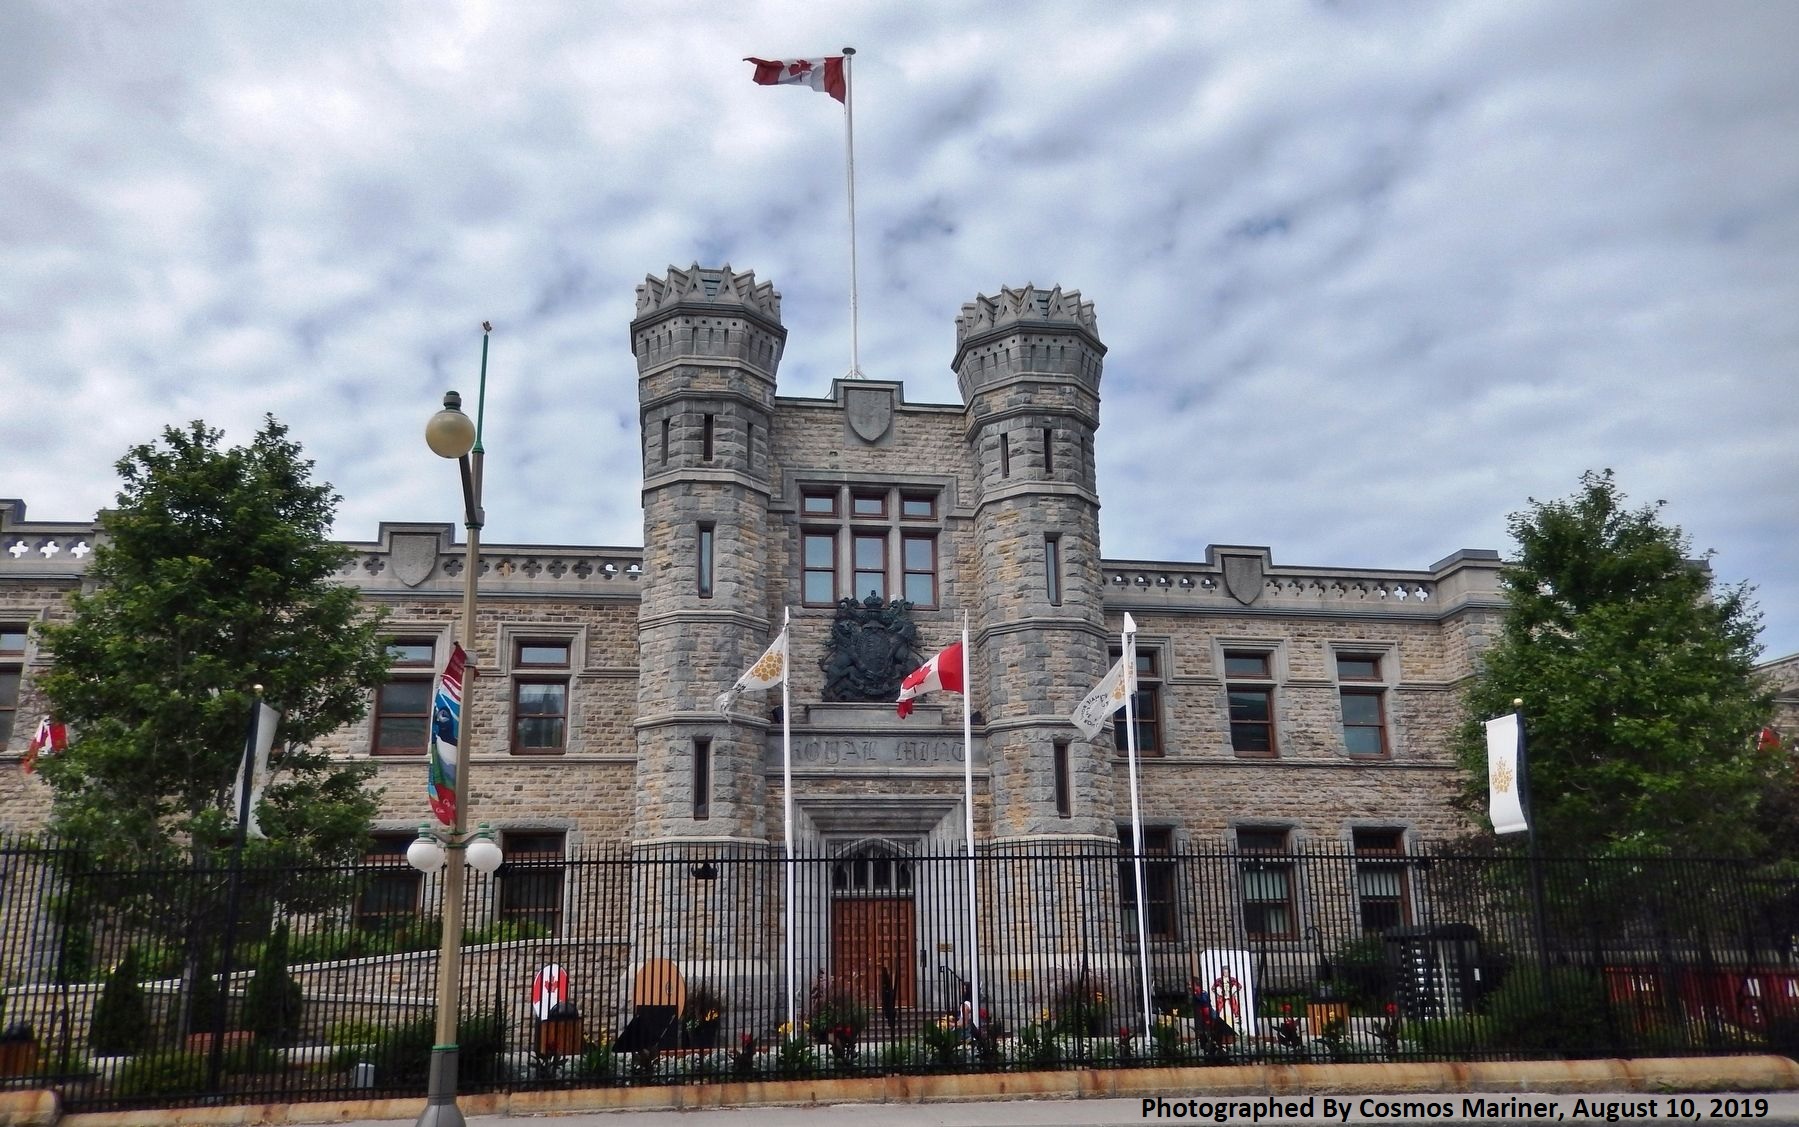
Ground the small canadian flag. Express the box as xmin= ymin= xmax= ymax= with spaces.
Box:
xmin=22 ymin=716 xmax=69 ymax=775
xmin=896 ymin=642 xmax=964 ymax=719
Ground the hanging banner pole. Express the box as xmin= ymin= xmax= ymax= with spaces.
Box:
xmin=1121 ymin=613 xmax=1153 ymax=1034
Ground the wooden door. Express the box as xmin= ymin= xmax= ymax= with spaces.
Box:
xmin=830 ymin=897 xmax=916 ymax=1007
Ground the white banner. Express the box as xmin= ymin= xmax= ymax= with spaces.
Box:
xmin=1485 ymin=713 xmax=1528 ymax=835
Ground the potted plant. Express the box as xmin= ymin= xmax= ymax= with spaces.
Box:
xmin=0 ymin=1023 xmax=39 ymax=1077
xmin=681 ymin=982 xmax=723 ymax=1049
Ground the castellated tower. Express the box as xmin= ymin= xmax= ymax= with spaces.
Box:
xmin=954 ymin=285 xmax=1117 ymax=843
xmin=631 ymin=264 xmax=785 ymax=844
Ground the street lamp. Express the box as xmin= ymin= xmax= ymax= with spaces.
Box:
xmin=410 ymin=324 xmax=498 ymax=1127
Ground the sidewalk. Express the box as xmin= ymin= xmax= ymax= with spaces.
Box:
xmin=324 ymin=1091 xmax=1799 ymax=1126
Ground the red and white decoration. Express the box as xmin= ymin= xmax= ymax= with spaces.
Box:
xmin=531 ymin=963 xmax=570 ymax=1021
xmin=21 ymin=716 xmax=68 ymax=775
xmin=896 ymin=642 xmax=964 ymax=718
xmin=744 ymin=56 xmax=848 ymax=103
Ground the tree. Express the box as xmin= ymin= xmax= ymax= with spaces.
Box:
xmin=35 ymin=418 xmax=388 ymax=869
xmin=1454 ymin=470 xmax=1776 ymax=858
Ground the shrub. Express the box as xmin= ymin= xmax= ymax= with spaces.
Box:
xmin=112 ymin=1050 xmax=207 ymax=1098
xmin=1047 ymin=974 xmax=1110 ymax=1036
xmin=806 ymin=988 xmax=868 ymax=1042
xmin=774 ymin=1033 xmax=814 ymax=1077
xmin=1483 ymin=966 xmax=1610 ymax=1057
xmin=243 ymin=922 xmax=304 ymax=1047
xmin=360 ymin=1008 xmax=506 ymax=1086
xmin=1333 ymin=936 xmax=1392 ymax=1012
xmin=90 ymin=948 xmax=153 ymax=1055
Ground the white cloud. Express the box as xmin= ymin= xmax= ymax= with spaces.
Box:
xmin=2 ymin=0 xmax=1795 ymax=656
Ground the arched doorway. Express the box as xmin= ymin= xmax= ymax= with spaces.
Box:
xmin=829 ymin=838 xmax=917 ymax=1009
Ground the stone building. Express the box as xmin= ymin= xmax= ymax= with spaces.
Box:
xmin=3 ymin=263 xmax=1791 ymax=1012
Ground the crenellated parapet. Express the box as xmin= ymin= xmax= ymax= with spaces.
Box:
xmin=631 ymin=263 xmax=785 ymax=379
xmin=953 ymin=284 xmax=1105 ymax=406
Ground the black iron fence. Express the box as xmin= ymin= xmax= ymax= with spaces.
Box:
xmin=3 ymin=836 xmax=1798 ymax=1111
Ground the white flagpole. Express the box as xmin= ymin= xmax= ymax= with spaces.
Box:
xmin=841 ymin=46 xmax=863 ymax=380
xmin=961 ymin=611 xmax=980 ymax=1027
xmin=782 ymin=608 xmax=796 ymax=1036
xmin=1122 ymin=612 xmax=1153 ymax=1034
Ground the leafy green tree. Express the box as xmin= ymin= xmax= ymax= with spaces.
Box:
xmin=1454 ymin=470 xmax=1775 ymax=858
xmin=35 ymin=418 xmax=387 ymax=869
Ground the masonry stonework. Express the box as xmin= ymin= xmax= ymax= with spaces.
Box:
xmin=6 ymin=268 xmax=1794 ymax=1022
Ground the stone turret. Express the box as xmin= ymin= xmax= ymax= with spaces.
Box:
xmin=631 ymin=264 xmax=785 ymax=843
xmin=954 ymin=284 xmax=1115 ymax=841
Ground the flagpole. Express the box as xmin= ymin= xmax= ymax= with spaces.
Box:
xmin=1515 ymin=698 xmax=1553 ymax=1011
xmin=961 ymin=611 xmax=980 ymax=1027
xmin=841 ymin=46 xmax=863 ymax=380
xmin=782 ymin=609 xmax=796 ymax=1037
xmin=207 ymin=685 xmax=267 ymax=1093
xmin=1121 ymin=615 xmax=1152 ymax=1035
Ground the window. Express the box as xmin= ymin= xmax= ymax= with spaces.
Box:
xmin=1045 ymin=536 xmax=1062 ymax=606
xmin=1119 ymin=826 xmax=1177 ymax=941
xmin=1225 ymin=651 xmax=1277 ymax=757
xmin=661 ymin=418 xmax=670 ymax=466
xmin=357 ymin=833 xmax=422 ymax=931
xmin=702 ymin=413 xmax=715 ymax=461
xmin=1237 ymin=827 xmax=1296 ymax=939
xmin=697 ymin=524 xmax=715 ymax=598
xmin=1337 ymin=653 xmax=1388 ymax=757
xmin=852 ymin=534 xmax=886 ymax=599
xmin=1042 ymin=427 xmax=1054 ymax=474
xmin=902 ymin=535 xmax=936 ymax=606
xmin=1354 ymin=828 xmax=1411 ymax=933
xmin=1000 ymin=432 xmax=1010 ymax=477
xmin=499 ymin=831 xmax=566 ymax=936
xmin=373 ymin=638 xmax=435 ymax=755
xmin=900 ymin=495 xmax=934 ymax=520
xmin=513 ymin=641 xmax=570 ymax=755
xmin=1111 ymin=648 xmax=1162 ymax=756
xmin=800 ymin=486 xmax=941 ymax=606
xmin=851 ymin=492 xmax=886 ymax=518
xmin=803 ymin=532 xmax=837 ymax=606
xmin=1053 ymin=740 xmax=1072 ymax=818
xmin=693 ymin=738 xmax=711 ymax=821
xmin=0 ymin=625 xmax=24 ymax=747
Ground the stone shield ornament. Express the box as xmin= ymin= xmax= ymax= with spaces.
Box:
xmin=391 ymin=532 xmax=440 ymax=588
xmin=1221 ymin=554 xmax=1266 ymax=606
xmin=845 ymin=385 xmax=894 ymax=443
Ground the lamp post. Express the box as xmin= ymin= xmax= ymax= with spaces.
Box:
xmin=410 ymin=323 xmax=502 ymax=1127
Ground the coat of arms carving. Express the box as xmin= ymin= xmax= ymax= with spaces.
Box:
xmin=820 ymin=594 xmax=923 ymax=702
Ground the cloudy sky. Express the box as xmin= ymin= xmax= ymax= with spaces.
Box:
xmin=2 ymin=2 xmax=1795 ymax=657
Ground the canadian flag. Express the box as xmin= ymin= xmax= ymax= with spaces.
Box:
xmin=22 ymin=716 xmax=68 ymax=775
xmin=744 ymin=56 xmax=848 ymax=103
xmin=896 ymin=642 xmax=964 ymax=719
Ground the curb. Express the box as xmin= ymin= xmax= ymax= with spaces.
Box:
xmin=21 ymin=1055 xmax=1799 ymax=1126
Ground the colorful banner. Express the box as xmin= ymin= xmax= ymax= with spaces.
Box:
xmin=428 ymin=643 xmax=467 ymax=827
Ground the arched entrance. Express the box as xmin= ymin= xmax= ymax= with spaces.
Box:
xmin=829 ymin=837 xmax=917 ymax=1008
